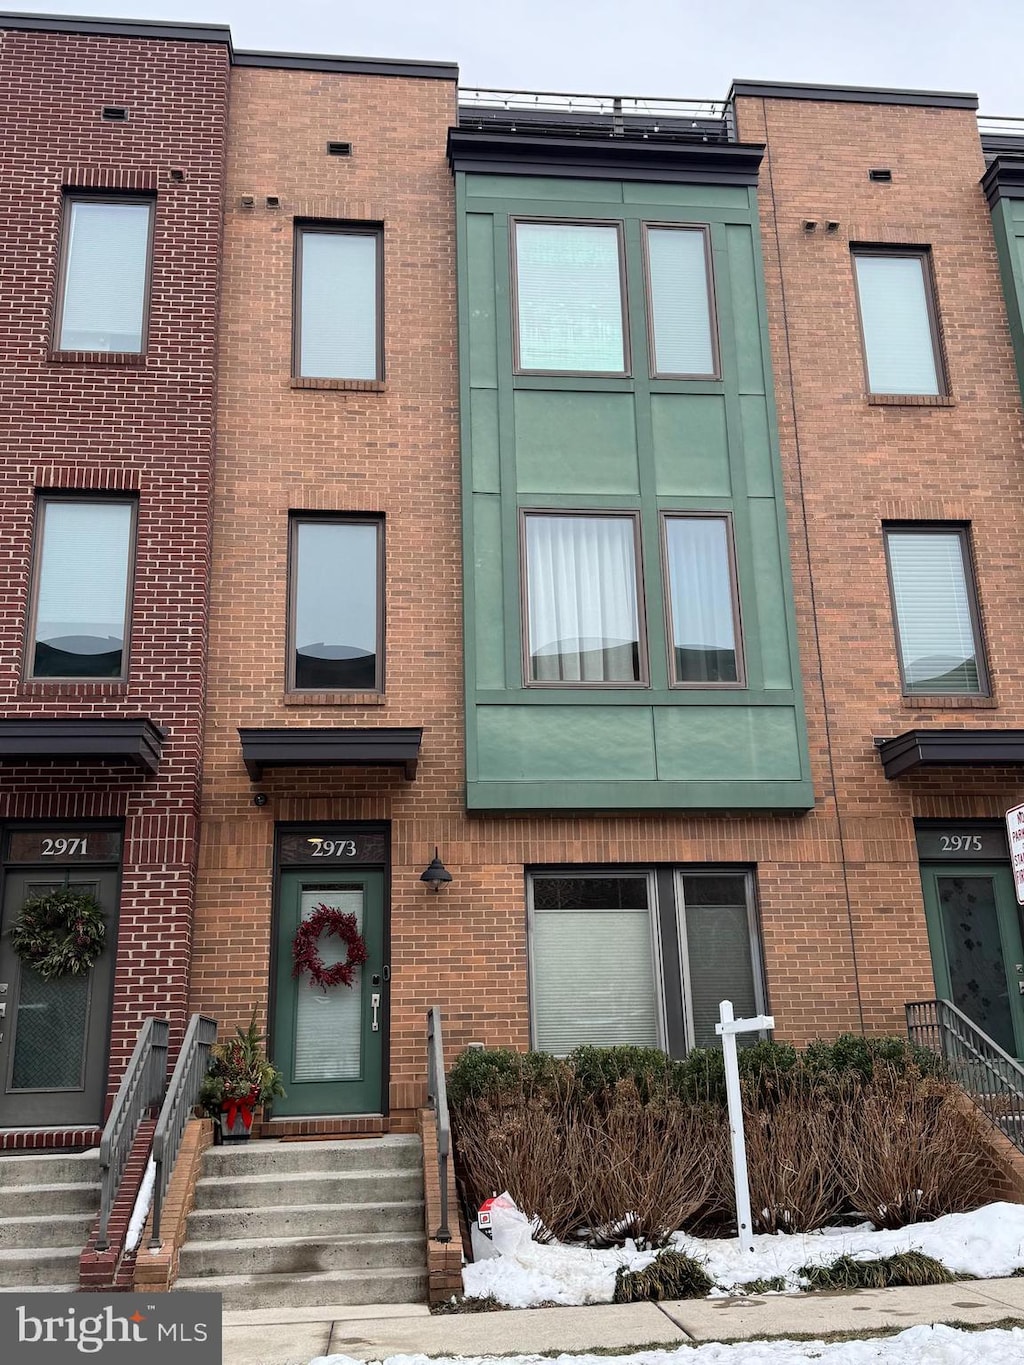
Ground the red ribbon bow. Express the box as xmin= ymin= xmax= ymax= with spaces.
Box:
xmin=223 ymin=1087 xmax=260 ymax=1131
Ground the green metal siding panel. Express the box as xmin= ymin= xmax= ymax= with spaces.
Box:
xmin=473 ymin=494 xmax=506 ymax=690
xmin=477 ymin=705 xmax=657 ymax=780
xmin=725 ymin=223 xmax=766 ymax=395
xmin=514 ymin=391 xmax=640 ymax=494
xmin=622 ymin=183 xmax=750 ymax=208
xmin=470 ymin=390 xmax=501 ymax=493
xmin=651 ymin=394 xmax=731 ymax=495
xmin=466 ymin=173 xmax=625 ymax=202
xmin=739 ymin=395 xmax=774 ymax=497
xmin=466 ymin=213 xmax=498 ymax=388
xmin=466 ymin=777 xmax=815 ymax=810
xmin=748 ymin=497 xmax=794 ymax=690
xmin=654 ymin=705 xmax=802 ymax=780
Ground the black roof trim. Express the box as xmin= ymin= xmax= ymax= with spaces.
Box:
xmin=981 ymin=155 xmax=1024 ymax=207
xmin=876 ymin=728 xmax=1024 ymax=779
xmin=0 ymin=717 xmax=164 ymax=775
xmin=233 ymin=48 xmax=457 ymax=79
xmin=238 ymin=726 xmax=422 ymax=782
xmin=448 ymin=127 xmax=763 ymax=186
xmin=0 ymin=10 xmax=232 ymax=49
xmin=729 ymin=78 xmax=978 ymax=110
xmin=982 ymin=134 xmax=1024 ymax=159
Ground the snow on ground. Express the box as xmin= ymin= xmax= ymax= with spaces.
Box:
xmin=124 ymin=1155 xmax=156 ymax=1253
xmin=460 ymin=1201 xmax=1024 ymax=1308
xmin=310 ymin=1323 xmax=1024 ymax=1365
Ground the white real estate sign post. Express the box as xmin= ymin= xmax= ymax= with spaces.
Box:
xmin=716 ymin=999 xmax=775 ymax=1255
xmin=1007 ymin=802 xmax=1024 ymax=906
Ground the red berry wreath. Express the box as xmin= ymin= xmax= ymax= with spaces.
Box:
xmin=291 ymin=903 xmax=368 ymax=991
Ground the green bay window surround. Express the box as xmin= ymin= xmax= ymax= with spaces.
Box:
xmin=884 ymin=526 xmax=986 ymax=695
xmin=56 ymin=197 xmax=153 ymax=353
xmin=644 ymin=224 xmax=717 ymax=378
xmin=294 ymin=226 xmax=381 ymax=380
xmin=29 ymin=499 xmax=135 ymax=680
xmin=289 ymin=517 xmax=383 ymax=691
xmin=852 ymin=250 xmax=944 ymax=396
xmin=513 ymin=220 xmax=627 ymax=374
xmin=529 ymin=870 xmax=765 ymax=1056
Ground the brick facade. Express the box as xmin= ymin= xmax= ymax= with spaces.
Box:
xmin=0 ymin=22 xmax=229 ymax=1120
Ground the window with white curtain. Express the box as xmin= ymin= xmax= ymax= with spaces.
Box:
xmin=852 ymin=250 xmax=944 ymax=395
xmin=884 ymin=526 xmax=986 ymax=695
xmin=663 ymin=515 xmax=742 ymax=685
xmin=513 ymin=221 xmax=627 ymax=373
xmin=645 ymin=226 xmax=717 ymax=377
xmin=56 ymin=198 xmax=153 ymax=353
xmin=29 ymin=499 xmax=135 ymax=679
xmin=529 ymin=869 xmax=764 ymax=1056
xmin=523 ymin=512 xmax=644 ymax=684
xmin=295 ymin=226 xmax=381 ymax=379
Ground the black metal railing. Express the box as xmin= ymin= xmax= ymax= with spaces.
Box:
xmin=906 ymin=998 xmax=1024 ymax=1151
xmin=96 ymin=1017 xmax=169 ymax=1251
xmin=150 ymin=1013 xmax=217 ymax=1248
xmin=458 ymin=88 xmax=731 ymax=144
xmin=426 ymin=1006 xmax=452 ymax=1243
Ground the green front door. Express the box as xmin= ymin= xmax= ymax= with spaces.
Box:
xmin=273 ymin=871 xmax=386 ymax=1116
xmin=921 ymin=862 xmax=1024 ymax=1058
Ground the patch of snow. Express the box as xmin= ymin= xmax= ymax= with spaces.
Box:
xmin=460 ymin=1199 xmax=1024 ymax=1307
xmin=124 ymin=1156 xmax=156 ymax=1253
xmin=309 ymin=1323 xmax=1024 ymax=1365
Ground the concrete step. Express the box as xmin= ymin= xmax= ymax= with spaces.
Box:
xmin=202 ymin=1136 xmax=421 ymax=1177
xmin=179 ymin=1231 xmax=425 ymax=1279
xmin=0 ymin=1211 xmax=95 ymax=1249
xmin=0 ymin=1183 xmax=100 ymax=1218
xmin=0 ymin=1283 xmax=78 ymax=1294
xmin=173 ymin=1264 xmax=427 ymax=1310
xmin=185 ymin=1199 xmax=425 ymax=1242
xmin=0 ymin=1246 xmax=82 ymax=1289
xmin=0 ymin=1150 xmax=100 ymax=1186
xmin=193 ymin=1168 xmax=423 ymax=1211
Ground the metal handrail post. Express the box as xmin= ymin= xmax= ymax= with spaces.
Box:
xmin=426 ymin=1006 xmax=452 ymax=1243
xmin=150 ymin=1014 xmax=217 ymax=1248
xmin=96 ymin=1017 xmax=169 ymax=1251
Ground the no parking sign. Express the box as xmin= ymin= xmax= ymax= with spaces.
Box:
xmin=1006 ymin=801 xmax=1024 ymax=906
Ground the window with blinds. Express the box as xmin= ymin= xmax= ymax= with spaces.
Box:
xmin=56 ymin=198 xmax=153 ymax=353
xmin=852 ymin=250 xmax=944 ymax=396
xmin=295 ymin=226 xmax=381 ymax=380
xmin=528 ymin=868 xmax=764 ymax=1055
xmin=644 ymin=226 xmax=717 ymax=377
xmin=513 ymin=221 xmax=627 ymax=374
xmin=884 ymin=527 xmax=986 ymax=695
xmin=29 ymin=499 xmax=135 ymax=679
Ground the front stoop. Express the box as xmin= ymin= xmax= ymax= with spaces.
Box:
xmin=174 ymin=1135 xmax=428 ymax=1308
xmin=0 ymin=1149 xmax=100 ymax=1291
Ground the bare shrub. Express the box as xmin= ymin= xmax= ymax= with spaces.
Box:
xmin=742 ymin=1076 xmax=844 ymax=1233
xmin=838 ymin=1063 xmax=993 ymax=1228
xmin=572 ymin=1080 xmax=729 ymax=1248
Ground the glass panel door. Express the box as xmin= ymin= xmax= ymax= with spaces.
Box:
xmin=921 ymin=863 xmax=1024 ymax=1057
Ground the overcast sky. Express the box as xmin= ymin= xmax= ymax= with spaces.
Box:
xmin=12 ymin=0 xmax=1024 ymax=113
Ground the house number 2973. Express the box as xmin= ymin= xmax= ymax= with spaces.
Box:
xmin=306 ymin=838 xmax=357 ymax=857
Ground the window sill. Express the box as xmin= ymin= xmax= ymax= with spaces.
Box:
xmin=19 ymin=680 xmax=129 ymax=697
xmin=283 ymin=691 xmax=386 ymax=706
xmin=48 ymin=350 xmax=146 ymax=367
xmin=290 ymin=378 xmax=385 ymax=392
xmin=868 ymin=393 xmax=955 ymax=407
xmin=901 ymin=694 xmax=997 ymax=710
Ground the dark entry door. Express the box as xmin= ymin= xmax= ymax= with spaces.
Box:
xmin=921 ymin=862 xmax=1024 ymax=1058
xmin=273 ymin=871 xmax=386 ymax=1116
xmin=0 ymin=869 xmax=119 ymax=1127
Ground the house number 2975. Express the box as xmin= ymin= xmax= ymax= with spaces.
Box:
xmin=306 ymin=838 xmax=357 ymax=857
xmin=939 ymin=834 xmax=983 ymax=852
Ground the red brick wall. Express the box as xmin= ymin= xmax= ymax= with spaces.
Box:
xmin=0 ymin=27 xmax=230 ymax=1095
xmin=735 ymin=94 xmax=1024 ymax=1034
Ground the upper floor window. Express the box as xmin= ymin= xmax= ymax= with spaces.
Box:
xmin=522 ymin=511 xmax=645 ymax=686
xmin=663 ymin=514 xmax=743 ymax=686
xmin=852 ymin=248 xmax=945 ymax=396
xmin=288 ymin=516 xmax=383 ymax=691
xmin=294 ymin=225 xmax=382 ymax=380
xmin=27 ymin=498 xmax=135 ymax=680
xmin=884 ymin=525 xmax=987 ymax=695
xmin=55 ymin=197 xmax=154 ymax=353
xmin=512 ymin=220 xmax=628 ymax=375
xmin=644 ymin=225 xmax=718 ymax=378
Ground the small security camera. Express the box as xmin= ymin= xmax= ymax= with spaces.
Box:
xmin=252 ymin=793 xmax=268 ymax=807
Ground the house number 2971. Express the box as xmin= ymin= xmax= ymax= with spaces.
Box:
xmin=306 ymin=838 xmax=357 ymax=857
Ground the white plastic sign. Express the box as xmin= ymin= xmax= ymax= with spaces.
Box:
xmin=1006 ymin=802 xmax=1024 ymax=906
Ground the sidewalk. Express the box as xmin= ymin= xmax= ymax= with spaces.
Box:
xmin=222 ymin=1278 xmax=1024 ymax=1364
